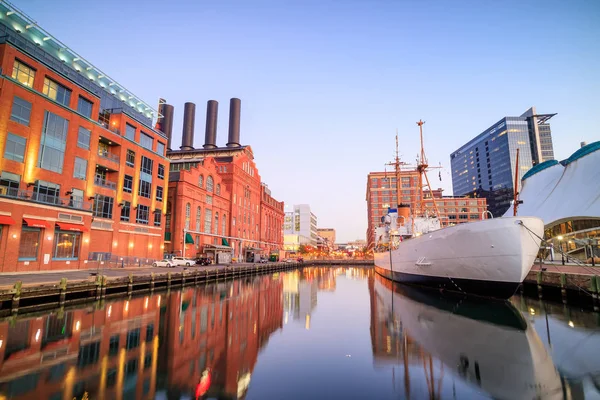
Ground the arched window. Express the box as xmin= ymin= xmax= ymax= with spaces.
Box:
xmin=198 ymin=175 xmax=204 ymax=188
xmin=214 ymin=212 xmax=219 ymax=235
xmin=185 ymin=203 xmax=191 ymax=229
xmin=222 ymin=214 xmax=226 ymax=236
xmin=206 ymin=176 xmax=214 ymax=192
xmin=196 ymin=207 xmax=201 ymax=232
xmin=216 ymin=184 xmax=221 ymax=195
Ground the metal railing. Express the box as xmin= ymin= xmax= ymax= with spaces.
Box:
xmin=0 ymin=187 xmax=93 ymax=211
xmin=94 ymin=175 xmax=117 ymax=190
xmin=98 ymin=150 xmax=120 ymax=164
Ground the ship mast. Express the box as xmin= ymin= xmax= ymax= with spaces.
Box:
xmin=513 ymin=148 xmax=520 ymax=216
xmin=415 ymin=120 xmax=441 ymax=218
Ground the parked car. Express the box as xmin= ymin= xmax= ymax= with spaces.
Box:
xmin=259 ymin=257 xmax=268 ymax=264
xmin=196 ymin=257 xmax=212 ymax=266
xmin=153 ymin=259 xmax=174 ymax=268
xmin=170 ymin=257 xmax=195 ymax=266
xmin=297 ymin=257 xmax=304 ymax=263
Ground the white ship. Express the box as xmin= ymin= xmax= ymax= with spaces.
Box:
xmin=373 ymin=121 xmax=544 ymax=299
xmin=373 ymin=276 xmax=565 ymax=399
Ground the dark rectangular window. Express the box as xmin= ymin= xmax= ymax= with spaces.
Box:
xmin=146 ymin=324 xmax=154 ymax=342
xmin=156 ymin=186 xmax=163 ymax=202
xmin=0 ymin=171 xmax=20 ymax=196
xmin=138 ymin=179 xmax=151 ymax=198
xmin=43 ymin=77 xmax=71 ymax=107
xmin=33 ymin=180 xmax=60 ymax=206
xmin=77 ymin=96 xmax=93 ymax=118
xmin=123 ymin=175 xmax=133 ymax=193
xmin=126 ymin=328 xmax=141 ymax=350
xmin=141 ymin=156 xmax=153 ymax=175
xmin=73 ymin=157 xmax=87 ymax=180
xmin=10 ymin=96 xmax=32 ymax=125
xmin=126 ymin=150 xmax=135 ymax=167
xmin=77 ymin=127 xmax=91 ymax=150
xmin=156 ymin=142 xmax=165 ymax=156
xmin=77 ymin=342 xmax=100 ymax=367
xmin=120 ymin=201 xmax=131 ymax=222
xmin=109 ymin=335 xmax=119 ymax=356
xmin=93 ymin=195 xmax=113 ymax=219
xmin=38 ymin=111 xmax=68 ymax=173
xmin=158 ymin=164 xmax=165 ymax=179
xmin=4 ymin=133 xmax=26 ymax=163
xmin=11 ymin=59 xmax=35 ymax=87
xmin=153 ymin=210 xmax=161 ymax=227
xmin=19 ymin=228 xmax=40 ymax=261
xmin=53 ymin=231 xmax=81 ymax=260
xmin=125 ymin=123 xmax=136 ymax=141
xmin=140 ymin=132 xmax=153 ymax=150
xmin=144 ymin=354 xmax=152 ymax=370
xmin=136 ymin=205 xmax=149 ymax=225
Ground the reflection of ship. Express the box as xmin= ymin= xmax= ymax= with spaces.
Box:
xmin=374 ymin=122 xmax=544 ymax=299
xmin=372 ymin=274 xmax=565 ymax=399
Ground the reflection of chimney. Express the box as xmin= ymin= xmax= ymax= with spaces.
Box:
xmin=204 ymin=100 xmax=218 ymax=149
xmin=180 ymin=102 xmax=196 ymax=150
xmin=227 ymin=98 xmax=241 ymax=148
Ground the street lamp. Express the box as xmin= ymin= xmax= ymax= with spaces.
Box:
xmin=557 ymin=235 xmax=565 ymax=265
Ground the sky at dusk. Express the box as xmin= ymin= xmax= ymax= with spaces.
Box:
xmin=16 ymin=0 xmax=600 ymax=242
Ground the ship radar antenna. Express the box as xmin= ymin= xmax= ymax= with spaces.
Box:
xmin=415 ymin=120 xmax=442 ymax=218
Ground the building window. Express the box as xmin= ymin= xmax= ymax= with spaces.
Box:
xmin=153 ymin=211 xmax=161 ymax=227
xmin=10 ymin=96 xmax=32 ymax=125
xmin=0 ymin=171 xmax=20 ymax=196
xmin=11 ymin=59 xmax=35 ymax=87
xmin=198 ymin=175 xmax=203 ymax=188
xmin=77 ymin=96 xmax=93 ymax=118
xmin=138 ymin=179 xmax=151 ymax=198
xmin=109 ymin=336 xmax=119 ymax=356
xmin=185 ymin=203 xmax=191 ymax=229
xmin=53 ymin=231 xmax=81 ymax=260
xmin=73 ymin=157 xmax=87 ymax=180
xmin=196 ymin=207 xmax=201 ymax=231
xmin=232 ymin=217 xmax=236 ymax=226
xmin=123 ymin=175 xmax=133 ymax=193
xmin=206 ymin=176 xmax=214 ymax=192
xmin=204 ymin=209 xmax=212 ymax=234
xmin=126 ymin=150 xmax=135 ymax=167
xmin=38 ymin=111 xmax=68 ymax=173
xmin=120 ymin=201 xmax=131 ymax=222
xmin=43 ymin=77 xmax=71 ymax=107
xmin=140 ymin=132 xmax=153 ymax=150
xmin=146 ymin=324 xmax=154 ymax=342
xmin=4 ymin=133 xmax=26 ymax=163
xmin=33 ymin=180 xmax=60 ymax=205
xmin=216 ymin=184 xmax=221 ymax=195
xmin=126 ymin=329 xmax=141 ymax=350
xmin=70 ymin=188 xmax=84 ymax=209
xmin=157 ymin=142 xmax=165 ymax=156
xmin=141 ymin=156 xmax=153 ymax=175
xmin=158 ymin=164 xmax=165 ymax=179
xmin=136 ymin=205 xmax=149 ymax=225
xmin=156 ymin=186 xmax=163 ymax=202
xmin=77 ymin=127 xmax=91 ymax=150
xmin=125 ymin=123 xmax=136 ymax=141
xmin=19 ymin=228 xmax=40 ymax=261
xmin=166 ymin=202 xmax=171 ymax=230
xmin=93 ymin=195 xmax=113 ymax=219
xmin=214 ymin=213 xmax=219 ymax=235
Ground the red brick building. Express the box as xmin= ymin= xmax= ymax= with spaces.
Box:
xmin=0 ymin=9 xmax=168 ymax=272
xmin=166 ymin=98 xmax=284 ymax=262
xmin=0 ymin=294 xmax=161 ymax=399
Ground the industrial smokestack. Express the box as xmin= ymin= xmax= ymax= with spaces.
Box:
xmin=163 ymin=104 xmax=174 ymax=150
xmin=227 ymin=98 xmax=241 ymax=148
xmin=203 ymin=100 xmax=218 ymax=149
xmin=581 ymin=141 xmax=588 ymax=148
xmin=180 ymin=102 xmax=196 ymax=150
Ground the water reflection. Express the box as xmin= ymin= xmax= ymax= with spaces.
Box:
xmin=371 ymin=274 xmax=565 ymax=399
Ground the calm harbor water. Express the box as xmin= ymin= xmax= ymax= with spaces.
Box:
xmin=0 ymin=266 xmax=598 ymax=399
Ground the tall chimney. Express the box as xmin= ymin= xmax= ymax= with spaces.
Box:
xmin=227 ymin=98 xmax=241 ymax=148
xmin=163 ymin=104 xmax=174 ymax=150
xmin=180 ymin=102 xmax=196 ymax=150
xmin=581 ymin=141 xmax=588 ymax=148
xmin=203 ymin=100 xmax=218 ymax=149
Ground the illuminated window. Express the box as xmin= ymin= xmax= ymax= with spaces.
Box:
xmin=19 ymin=228 xmax=40 ymax=261
xmin=11 ymin=59 xmax=35 ymax=87
xmin=53 ymin=231 xmax=81 ymax=260
xmin=43 ymin=77 xmax=71 ymax=106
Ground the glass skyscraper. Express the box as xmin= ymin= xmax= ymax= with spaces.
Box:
xmin=450 ymin=107 xmax=556 ymax=216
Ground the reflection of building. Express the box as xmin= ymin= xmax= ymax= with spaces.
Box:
xmin=284 ymin=204 xmax=318 ymax=246
xmin=0 ymin=4 xmax=167 ymax=272
xmin=366 ymin=171 xmax=487 ymax=248
xmin=160 ymin=275 xmax=283 ymax=399
xmin=0 ymin=295 xmax=161 ymax=399
xmin=450 ymin=107 xmax=556 ymax=217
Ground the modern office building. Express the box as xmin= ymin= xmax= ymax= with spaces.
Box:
xmin=283 ymin=204 xmax=318 ymax=247
xmin=0 ymin=4 xmax=168 ymax=272
xmin=365 ymin=171 xmax=486 ymax=249
xmin=317 ymin=228 xmax=336 ymax=249
xmin=450 ymin=107 xmax=556 ymax=216
xmin=166 ymin=99 xmax=284 ymax=262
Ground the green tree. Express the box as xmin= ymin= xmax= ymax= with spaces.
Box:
xmin=298 ymin=244 xmax=308 ymax=255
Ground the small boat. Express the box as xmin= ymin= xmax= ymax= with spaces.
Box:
xmin=373 ymin=121 xmax=544 ymax=299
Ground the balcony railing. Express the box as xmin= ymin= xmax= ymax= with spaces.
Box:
xmin=0 ymin=187 xmax=93 ymax=211
xmin=98 ymin=150 xmax=120 ymax=164
xmin=94 ymin=175 xmax=117 ymax=190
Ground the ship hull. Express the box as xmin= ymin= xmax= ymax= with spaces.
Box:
xmin=374 ymin=216 xmax=544 ymax=299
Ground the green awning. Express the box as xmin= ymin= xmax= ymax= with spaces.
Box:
xmin=222 ymin=238 xmax=230 ymax=246
xmin=185 ymin=233 xmax=195 ymax=244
